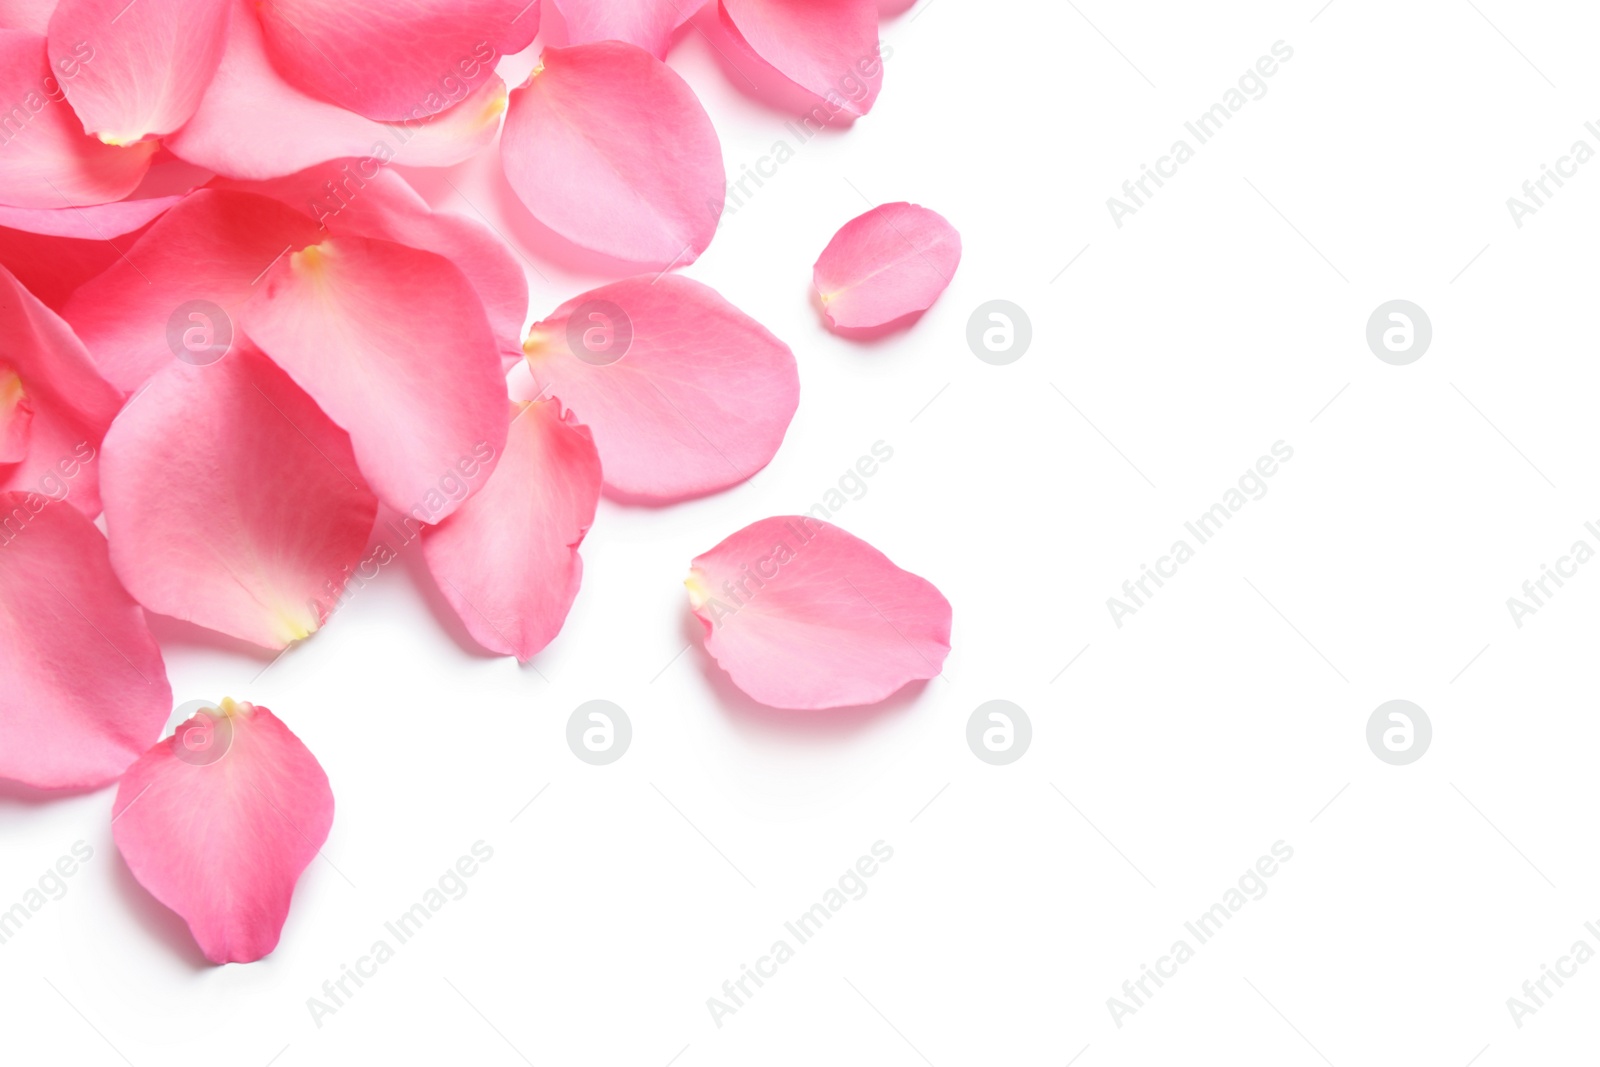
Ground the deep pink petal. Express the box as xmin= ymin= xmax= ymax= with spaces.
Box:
xmin=101 ymin=348 xmax=378 ymax=649
xmin=551 ymin=0 xmax=695 ymax=58
xmin=166 ymin=2 xmax=507 ymax=182
xmin=0 ymin=29 xmax=154 ymax=207
xmin=524 ymin=274 xmax=798 ymax=500
xmin=239 ymin=234 xmax=508 ymax=521
xmin=688 ymin=516 xmax=951 ymax=709
xmin=256 ymin=0 xmax=535 ymax=121
xmin=0 ymin=491 xmax=170 ymax=788
xmin=719 ymin=0 xmax=882 ymax=117
xmin=501 ymin=42 xmax=724 ymax=267
xmin=113 ymin=699 xmax=333 ymax=964
xmin=47 ymin=0 xmax=230 ymax=143
xmin=422 ymin=400 xmax=600 ymax=660
xmin=813 ymin=202 xmax=960 ymax=329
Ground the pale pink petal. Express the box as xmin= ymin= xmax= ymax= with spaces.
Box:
xmin=166 ymin=2 xmax=507 ymax=182
xmin=47 ymin=0 xmax=230 ymax=143
xmin=0 ymin=30 xmax=154 ymax=207
xmin=0 ymin=0 xmax=56 ymax=32
xmin=113 ymin=698 xmax=332 ymax=964
xmin=101 ymin=348 xmax=378 ymax=649
xmin=501 ymin=42 xmax=724 ymax=267
xmin=422 ymin=400 xmax=599 ymax=660
xmin=688 ymin=516 xmax=951 ymax=709
xmin=239 ymin=235 xmax=507 ymax=521
xmin=0 ymin=491 xmax=170 ymax=788
xmin=813 ymin=201 xmax=960 ymax=329
xmin=256 ymin=0 xmax=535 ymax=121
xmin=719 ymin=0 xmax=882 ymax=117
xmin=524 ymin=274 xmax=797 ymax=500
xmin=0 ymin=193 xmax=179 ymax=237
xmin=551 ymin=0 xmax=695 ymax=58
xmin=60 ymin=188 xmax=321 ymax=393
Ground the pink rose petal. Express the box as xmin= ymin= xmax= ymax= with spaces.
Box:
xmin=551 ymin=0 xmax=695 ymax=58
xmin=0 ymin=490 xmax=170 ymax=789
xmin=113 ymin=698 xmax=333 ymax=964
xmin=688 ymin=516 xmax=951 ymax=709
xmin=524 ymin=274 xmax=798 ymax=500
xmin=0 ymin=0 xmax=56 ymax=32
xmin=0 ymin=193 xmax=179 ymax=237
xmin=719 ymin=0 xmax=882 ymax=118
xmin=813 ymin=202 xmax=960 ymax=329
xmin=501 ymin=41 xmax=724 ymax=267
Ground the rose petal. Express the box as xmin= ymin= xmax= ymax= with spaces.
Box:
xmin=0 ymin=0 xmax=56 ymax=32
xmin=550 ymin=0 xmax=695 ymax=58
xmin=239 ymin=234 xmax=508 ymax=521
xmin=113 ymin=698 xmax=333 ymax=964
xmin=813 ymin=202 xmax=960 ymax=329
xmin=422 ymin=400 xmax=600 ymax=660
xmin=719 ymin=0 xmax=882 ymax=118
xmin=47 ymin=0 xmax=231 ymax=143
xmin=0 ymin=491 xmax=170 ymax=788
xmin=524 ymin=274 xmax=798 ymax=500
xmin=0 ymin=193 xmax=179 ymax=237
xmin=688 ymin=516 xmax=951 ymax=709
xmin=0 ymin=367 xmax=31 ymax=464
xmin=501 ymin=42 xmax=724 ymax=267
xmin=101 ymin=347 xmax=378 ymax=649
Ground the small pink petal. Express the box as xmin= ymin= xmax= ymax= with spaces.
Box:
xmin=688 ymin=516 xmax=951 ymax=709
xmin=113 ymin=698 xmax=333 ymax=964
xmin=422 ymin=400 xmax=600 ymax=661
xmin=101 ymin=347 xmax=378 ymax=649
xmin=524 ymin=274 xmax=798 ymax=500
xmin=813 ymin=202 xmax=960 ymax=329
xmin=501 ymin=42 xmax=724 ymax=267
xmin=0 ymin=491 xmax=170 ymax=789
xmin=47 ymin=0 xmax=231 ymax=143
xmin=239 ymin=234 xmax=507 ymax=521
xmin=719 ymin=0 xmax=883 ymax=117
xmin=256 ymin=0 xmax=535 ymax=121
xmin=551 ymin=0 xmax=695 ymax=58
xmin=0 ymin=29 xmax=154 ymax=208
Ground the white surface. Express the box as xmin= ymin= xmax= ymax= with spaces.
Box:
xmin=7 ymin=1 xmax=1600 ymax=1064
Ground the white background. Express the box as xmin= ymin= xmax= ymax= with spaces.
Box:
xmin=6 ymin=1 xmax=1600 ymax=1064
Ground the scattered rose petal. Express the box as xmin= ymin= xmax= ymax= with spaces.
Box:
xmin=0 ymin=490 xmax=170 ymax=789
xmin=688 ymin=516 xmax=951 ymax=709
xmin=551 ymin=0 xmax=696 ymax=59
xmin=100 ymin=347 xmax=378 ymax=649
xmin=113 ymin=698 xmax=333 ymax=964
xmin=813 ymin=202 xmax=960 ymax=329
xmin=422 ymin=400 xmax=600 ymax=660
xmin=524 ymin=274 xmax=798 ymax=500
xmin=501 ymin=41 xmax=724 ymax=267
xmin=719 ymin=0 xmax=882 ymax=118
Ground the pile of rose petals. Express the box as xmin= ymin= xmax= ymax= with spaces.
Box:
xmin=0 ymin=0 xmax=958 ymax=964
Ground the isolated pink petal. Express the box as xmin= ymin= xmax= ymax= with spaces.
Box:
xmin=61 ymin=189 xmax=320 ymax=393
xmin=101 ymin=348 xmax=378 ymax=649
xmin=167 ymin=2 xmax=507 ymax=182
xmin=0 ymin=30 xmax=154 ymax=207
xmin=813 ymin=202 xmax=960 ymax=329
xmin=0 ymin=261 xmax=121 ymax=513
xmin=48 ymin=0 xmax=230 ymax=143
xmin=524 ymin=274 xmax=798 ymax=500
xmin=256 ymin=0 xmax=535 ymax=121
xmin=552 ymin=0 xmax=695 ymax=58
xmin=0 ymin=0 xmax=56 ymax=32
xmin=113 ymin=699 xmax=332 ymax=964
xmin=502 ymin=42 xmax=724 ymax=267
xmin=688 ymin=516 xmax=950 ymax=709
xmin=719 ymin=0 xmax=882 ymax=117
xmin=422 ymin=400 xmax=600 ymax=660
xmin=239 ymin=235 xmax=507 ymax=522
xmin=0 ymin=491 xmax=170 ymax=788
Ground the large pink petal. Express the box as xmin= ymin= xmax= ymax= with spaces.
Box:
xmin=0 ymin=29 xmax=154 ymax=207
xmin=688 ymin=516 xmax=951 ymax=709
xmin=551 ymin=0 xmax=695 ymax=58
xmin=813 ymin=202 xmax=960 ymax=329
xmin=501 ymin=42 xmax=724 ymax=267
xmin=0 ymin=261 xmax=121 ymax=513
xmin=256 ymin=0 xmax=536 ymax=121
xmin=422 ymin=400 xmax=600 ymax=660
xmin=113 ymin=699 xmax=333 ymax=964
xmin=101 ymin=348 xmax=378 ymax=649
xmin=719 ymin=0 xmax=882 ymax=118
xmin=0 ymin=0 xmax=55 ymax=32
xmin=166 ymin=1 xmax=507 ymax=182
xmin=239 ymin=234 xmax=508 ymax=521
xmin=47 ymin=0 xmax=230 ymax=143
xmin=523 ymin=274 xmax=798 ymax=500
xmin=0 ymin=491 xmax=170 ymax=788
